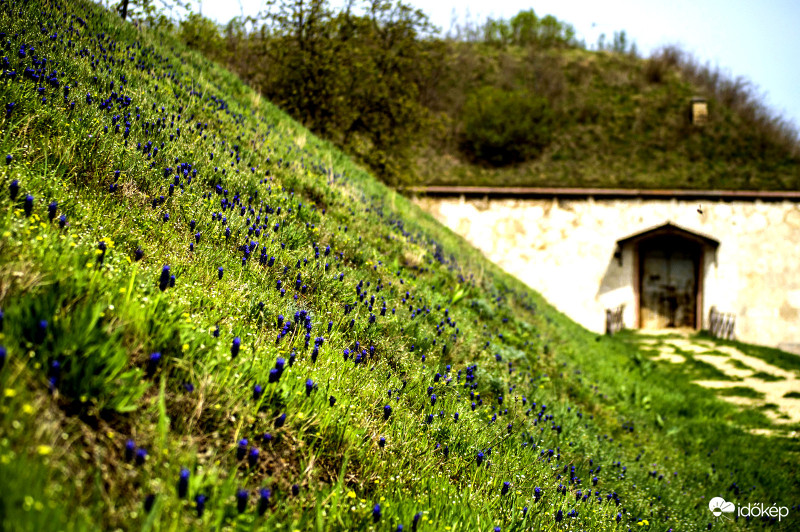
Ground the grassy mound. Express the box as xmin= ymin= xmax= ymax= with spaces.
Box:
xmin=0 ymin=0 xmax=798 ymax=530
xmin=415 ymin=45 xmax=800 ymax=191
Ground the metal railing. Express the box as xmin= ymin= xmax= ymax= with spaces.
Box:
xmin=708 ymin=306 xmax=736 ymax=340
xmin=605 ymin=305 xmax=625 ymax=335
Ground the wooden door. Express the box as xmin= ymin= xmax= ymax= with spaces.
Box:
xmin=639 ymin=237 xmax=699 ymax=329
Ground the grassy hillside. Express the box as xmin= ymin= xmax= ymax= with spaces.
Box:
xmin=0 ymin=1 xmax=798 ymax=531
xmin=415 ymin=43 xmax=800 ymax=191
xmin=176 ymin=4 xmax=800 ymax=191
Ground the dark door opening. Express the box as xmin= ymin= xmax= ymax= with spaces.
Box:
xmin=639 ymin=236 xmax=700 ymax=329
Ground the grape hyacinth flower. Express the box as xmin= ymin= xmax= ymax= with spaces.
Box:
xmin=144 ymin=494 xmax=156 ymax=513
xmin=195 ymin=494 xmax=208 ymax=517
xmin=275 ymin=413 xmax=286 ymax=428
xmin=372 ymin=503 xmax=382 ymax=523
xmin=125 ymin=439 xmax=136 ymax=462
xmin=378 ymin=437 xmax=386 ymax=448
xmin=236 ymin=439 xmax=248 ymax=460
xmin=305 ymin=379 xmax=314 ymax=396
xmin=236 ymin=488 xmax=248 ymax=513
xmin=248 ymin=447 xmax=259 ymax=468
xmin=231 ymin=336 xmax=241 ymax=358
xmin=257 ymin=488 xmax=271 ymax=516
xmin=383 ymin=404 xmax=392 ymax=420
xmin=135 ymin=448 xmax=147 ymax=466
xmin=329 ymin=395 xmax=336 ymax=407
xmin=34 ymin=320 xmax=47 ymax=344
xmin=159 ymin=265 xmax=171 ymax=291
xmin=501 ymin=481 xmax=510 ymax=495
xmin=291 ymin=484 xmax=300 ymax=496
xmin=9 ymin=180 xmax=18 ymax=201
xmin=146 ymin=352 xmax=161 ymax=377
xmin=23 ymin=194 xmax=34 ymax=217
xmin=476 ymin=452 xmax=484 ymax=466
xmin=218 ymin=267 xmax=224 ymax=280
xmin=178 ymin=468 xmax=190 ymax=498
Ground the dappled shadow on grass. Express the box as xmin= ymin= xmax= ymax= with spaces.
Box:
xmin=693 ymin=331 xmax=800 ymax=374
xmin=717 ymin=386 xmax=765 ymax=399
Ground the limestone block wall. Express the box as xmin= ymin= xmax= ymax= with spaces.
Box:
xmin=415 ymin=196 xmax=800 ymax=351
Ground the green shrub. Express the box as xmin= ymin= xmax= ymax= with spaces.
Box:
xmin=460 ymin=86 xmax=553 ymax=166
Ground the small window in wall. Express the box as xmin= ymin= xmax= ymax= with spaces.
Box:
xmin=691 ymin=97 xmax=708 ymax=126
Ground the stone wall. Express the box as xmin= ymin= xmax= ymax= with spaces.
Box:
xmin=415 ymin=196 xmax=800 ymax=351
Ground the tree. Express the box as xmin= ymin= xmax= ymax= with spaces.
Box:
xmin=481 ymin=9 xmax=578 ymax=49
xmin=251 ymin=0 xmax=436 ymax=183
xmin=116 ymin=0 xmax=192 ymax=29
xmin=117 ymin=0 xmax=129 ymax=20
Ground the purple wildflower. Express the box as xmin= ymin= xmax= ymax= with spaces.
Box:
xmin=178 ymin=467 xmax=190 ymax=498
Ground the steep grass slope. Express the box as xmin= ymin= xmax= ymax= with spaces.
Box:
xmin=0 ymin=0 xmax=798 ymax=531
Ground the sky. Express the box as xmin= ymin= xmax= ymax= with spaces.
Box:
xmin=198 ymin=0 xmax=800 ymax=133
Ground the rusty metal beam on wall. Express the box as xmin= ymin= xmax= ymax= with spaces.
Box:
xmin=405 ymin=186 xmax=800 ymax=202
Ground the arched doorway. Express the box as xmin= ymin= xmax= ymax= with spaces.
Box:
xmin=638 ymin=235 xmax=701 ymax=329
xmin=616 ymin=222 xmax=718 ymax=331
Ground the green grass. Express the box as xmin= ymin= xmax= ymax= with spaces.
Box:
xmin=717 ymin=387 xmax=765 ymax=400
xmin=694 ymin=332 xmax=800 ymax=374
xmin=751 ymin=371 xmax=784 ymax=382
xmin=616 ymin=334 xmax=739 ymax=382
xmin=723 ymin=357 xmax=755 ymax=372
xmin=682 ymin=357 xmax=740 ymax=381
xmin=0 ymin=1 xmax=798 ymax=531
